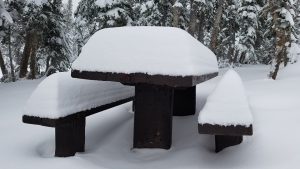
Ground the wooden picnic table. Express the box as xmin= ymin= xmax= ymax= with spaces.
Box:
xmin=71 ymin=71 xmax=217 ymax=149
xmin=71 ymin=27 xmax=219 ymax=149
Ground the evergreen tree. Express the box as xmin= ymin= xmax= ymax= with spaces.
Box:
xmin=218 ymin=0 xmax=239 ymax=65
xmin=0 ymin=0 xmax=14 ymax=81
xmin=171 ymin=0 xmax=186 ymax=29
xmin=210 ymin=0 xmax=226 ymax=55
xmin=19 ymin=0 xmax=70 ymax=79
xmin=188 ymin=0 xmax=208 ymax=42
xmin=289 ymin=0 xmax=300 ymax=63
xmin=63 ymin=0 xmax=77 ymax=63
xmin=269 ymin=0 xmax=295 ymax=79
xmin=236 ymin=0 xmax=258 ymax=64
xmin=42 ymin=0 xmax=70 ymax=72
xmin=75 ymin=0 xmax=133 ymax=51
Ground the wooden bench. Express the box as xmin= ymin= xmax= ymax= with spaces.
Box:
xmin=22 ymin=72 xmax=134 ymax=157
xmin=198 ymin=70 xmax=253 ymax=153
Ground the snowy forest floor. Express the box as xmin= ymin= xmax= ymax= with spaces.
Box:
xmin=0 ymin=65 xmax=300 ymax=169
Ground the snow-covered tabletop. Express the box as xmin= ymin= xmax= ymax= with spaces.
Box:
xmin=72 ymin=26 xmax=218 ymax=77
xmin=23 ymin=72 xmax=134 ymax=119
xmin=71 ymin=27 xmax=219 ymax=149
xmin=198 ymin=70 xmax=253 ymax=127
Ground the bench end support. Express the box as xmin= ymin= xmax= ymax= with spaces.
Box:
xmin=215 ymin=135 xmax=243 ymax=153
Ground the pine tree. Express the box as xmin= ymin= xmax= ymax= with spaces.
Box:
xmin=236 ymin=0 xmax=258 ymax=64
xmin=41 ymin=0 xmax=70 ymax=73
xmin=133 ymin=0 xmax=161 ymax=26
xmin=256 ymin=0 xmax=274 ymax=64
xmin=289 ymin=0 xmax=300 ymax=63
xmin=135 ymin=0 xmax=172 ymax=26
xmin=210 ymin=0 xmax=226 ymax=55
xmin=218 ymin=0 xmax=239 ymax=65
xmin=171 ymin=0 xmax=186 ymax=29
xmin=0 ymin=0 xmax=13 ymax=81
xmin=75 ymin=0 xmax=133 ymax=51
xmin=19 ymin=0 xmax=70 ymax=78
xmin=63 ymin=0 xmax=77 ymax=62
xmin=188 ymin=0 xmax=208 ymax=42
xmin=269 ymin=0 xmax=295 ymax=79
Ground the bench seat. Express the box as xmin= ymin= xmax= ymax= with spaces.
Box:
xmin=22 ymin=72 xmax=134 ymax=157
xmin=198 ymin=70 xmax=253 ymax=152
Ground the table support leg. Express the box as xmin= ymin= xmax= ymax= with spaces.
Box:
xmin=173 ymin=86 xmax=196 ymax=116
xmin=134 ymin=84 xmax=173 ymax=149
xmin=215 ymin=135 xmax=243 ymax=153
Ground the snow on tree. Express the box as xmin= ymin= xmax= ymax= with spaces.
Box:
xmin=0 ymin=0 xmax=12 ymax=24
xmin=218 ymin=0 xmax=239 ymax=65
xmin=171 ymin=0 xmax=186 ymax=29
xmin=188 ymin=0 xmax=209 ymax=42
xmin=0 ymin=0 xmax=14 ymax=81
xmin=236 ymin=0 xmax=258 ymax=64
xmin=269 ymin=0 xmax=295 ymax=79
xmin=62 ymin=0 xmax=78 ymax=63
xmin=289 ymin=0 xmax=300 ymax=63
xmin=19 ymin=0 xmax=70 ymax=79
xmin=134 ymin=0 xmax=169 ymax=26
xmin=74 ymin=0 xmax=133 ymax=52
xmin=209 ymin=0 xmax=226 ymax=55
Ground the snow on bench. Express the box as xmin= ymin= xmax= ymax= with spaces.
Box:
xmin=198 ymin=70 xmax=253 ymax=153
xmin=22 ymin=72 xmax=134 ymax=157
xmin=23 ymin=72 xmax=134 ymax=119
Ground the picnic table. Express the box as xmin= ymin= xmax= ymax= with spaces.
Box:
xmin=71 ymin=27 xmax=219 ymax=149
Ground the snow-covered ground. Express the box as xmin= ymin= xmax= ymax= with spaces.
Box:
xmin=0 ymin=65 xmax=300 ymax=169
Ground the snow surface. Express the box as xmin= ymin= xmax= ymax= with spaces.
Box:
xmin=198 ymin=70 xmax=253 ymax=127
xmin=72 ymin=27 xmax=218 ymax=76
xmin=23 ymin=72 xmax=134 ymax=119
xmin=278 ymin=61 xmax=300 ymax=79
xmin=2 ymin=65 xmax=300 ymax=168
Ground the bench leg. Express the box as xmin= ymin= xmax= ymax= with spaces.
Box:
xmin=55 ymin=117 xmax=86 ymax=157
xmin=134 ymin=84 xmax=173 ymax=149
xmin=74 ymin=117 xmax=86 ymax=152
xmin=173 ymin=86 xmax=196 ymax=116
xmin=215 ymin=135 xmax=243 ymax=153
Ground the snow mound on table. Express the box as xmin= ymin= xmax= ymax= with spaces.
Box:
xmin=72 ymin=26 xmax=218 ymax=76
xmin=23 ymin=72 xmax=134 ymax=119
xmin=198 ymin=70 xmax=253 ymax=127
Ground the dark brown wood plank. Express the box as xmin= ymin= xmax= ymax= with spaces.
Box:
xmin=198 ymin=124 xmax=253 ymax=136
xmin=134 ymin=84 xmax=173 ymax=149
xmin=22 ymin=97 xmax=134 ymax=127
xmin=54 ymin=117 xmax=86 ymax=157
xmin=71 ymin=70 xmax=218 ymax=87
xmin=215 ymin=135 xmax=243 ymax=153
xmin=173 ymin=86 xmax=196 ymax=116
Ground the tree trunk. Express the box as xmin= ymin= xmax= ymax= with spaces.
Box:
xmin=172 ymin=5 xmax=181 ymax=28
xmin=269 ymin=0 xmax=292 ymax=80
xmin=160 ymin=0 xmax=170 ymax=26
xmin=197 ymin=11 xmax=205 ymax=43
xmin=45 ymin=56 xmax=51 ymax=73
xmin=29 ymin=33 xmax=38 ymax=79
xmin=0 ymin=48 xmax=8 ymax=77
xmin=19 ymin=32 xmax=34 ymax=78
xmin=228 ymin=46 xmax=235 ymax=64
xmin=210 ymin=0 xmax=225 ymax=54
xmin=8 ymin=26 xmax=15 ymax=82
xmin=188 ymin=0 xmax=197 ymax=36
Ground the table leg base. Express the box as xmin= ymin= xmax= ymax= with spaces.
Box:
xmin=134 ymin=84 xmax=173 ymax=149
xmin=173 ymin=86 xmax=196 ymax=116
xmin=215 ymin=135 xmax=243 ymax=153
